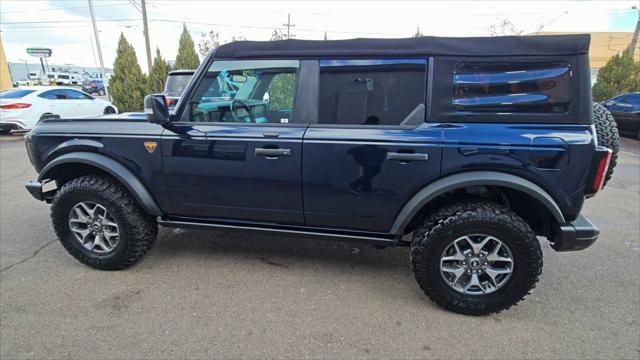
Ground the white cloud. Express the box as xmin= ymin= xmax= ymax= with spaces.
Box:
xmin=1 ymin=0 xmax=637 ymax=73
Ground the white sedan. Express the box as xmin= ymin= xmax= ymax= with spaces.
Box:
xmin=0 ymin=86 xmax=118 ymax=133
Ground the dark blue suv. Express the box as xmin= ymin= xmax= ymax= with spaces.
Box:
xmin=24 ymin=35 xmax=613 ymax=315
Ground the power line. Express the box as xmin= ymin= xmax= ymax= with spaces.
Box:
xmin=282 ymin=13 xmax=295 ymax=39
xmin=0 ymin=2 xmax=131 ymax=14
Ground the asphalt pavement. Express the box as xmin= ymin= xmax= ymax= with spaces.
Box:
xmin=1 ymin=134 xmax=638 ymax=359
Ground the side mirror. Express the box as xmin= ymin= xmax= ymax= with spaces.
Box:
xmin=144 ymin=94 xmax=170 ymax=125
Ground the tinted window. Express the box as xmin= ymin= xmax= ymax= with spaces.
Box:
xmin=187 ymin=60 xmax=299 ymax=124
xmin=0 ymin=89 xmax=35 ymax=99
xmin=319 ymin=59 xmax=427 ymax=126
xmin=454 ymin=62 xmax=571 ymax=114
xmin=622 ymin=94 xmax=640 ymax=105
xmin=165 ymin=74 xmax=193 ymax=94
xmin=38 ymin=90 xmax=68 ymax=100
xmin=58 ymin=75 xmax=70 ymax=80
xmin=64 ymin=89 xmax=91 ymax=99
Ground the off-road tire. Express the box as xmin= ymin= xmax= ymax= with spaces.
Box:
xmin=410 ymin=201 xmax=543 ymax=315
xmin=51 ymin=175 xmax=157 ymax=270
xmin=593 ymin=102 xmax=619 ymax=187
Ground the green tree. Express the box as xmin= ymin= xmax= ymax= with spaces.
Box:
xmin=198 ymin=30 xmax=220 ymax=58
xmin=109 ymin=33 xmax=146 ymax=112
xmin=175 ymin=23 xmax=200 ymax=70
xmin=414 ymin=26 xmax=423 ymax=37
xmin=271 ymin=29 xmax=286 ymax=41
xmin=146 ymin=47 xmax=169 ymax=94
xmin=593 ymin=48 xmax=640 ymax=101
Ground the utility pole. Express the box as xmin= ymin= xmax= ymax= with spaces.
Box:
xmin=282 ymin=13 xmax=295 ymax=39
xmin=141 ymin=0 xmax=152 ymax=72
xmin=629 ymin=6 xmax=640 ymax=58
xmin=88 ymin=0 xmax=109 ymax=100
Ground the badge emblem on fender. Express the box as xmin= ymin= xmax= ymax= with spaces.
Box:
xmin=144 ymin=141 xmax=157 ymax=153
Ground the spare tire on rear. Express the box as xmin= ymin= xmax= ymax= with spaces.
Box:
xmin=593 ymin=102 xmax=619 ymax=188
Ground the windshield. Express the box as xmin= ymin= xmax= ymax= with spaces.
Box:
xmin=165 ymin=74 xmax=193 ymax=94
xmin=0 ymin=89 xmax=35 ymax=99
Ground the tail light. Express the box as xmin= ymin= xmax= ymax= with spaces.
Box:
xmin=586 ymin=147 xmax=613 ymax=196
xmin=0 ymin=103 xmax=31 ymax=109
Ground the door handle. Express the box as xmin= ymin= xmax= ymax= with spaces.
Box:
xmin=255 ymin=148 xmax=291 ymax=157
xmin=386 ymin=152 xmax=429 ymax=162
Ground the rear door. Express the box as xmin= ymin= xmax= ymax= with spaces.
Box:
xmin=161 ymin=59 xmax=310 ymax=224
xmin=37 ymin=89 xmax=76 ymax=117
xmin=302 ymin=59 xmax=442 ymax=233
xmin=63 ymin=89 xmax=99 ymax=117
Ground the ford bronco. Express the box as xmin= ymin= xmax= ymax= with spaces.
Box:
xmin=25 ymin=35 xmax=614 ymax=315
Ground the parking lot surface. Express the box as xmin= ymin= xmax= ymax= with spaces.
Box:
xmin=1 ymin=134 xmax=638 ymax=359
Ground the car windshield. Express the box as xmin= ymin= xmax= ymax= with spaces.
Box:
xmin=165 ymin=74 xmax=193 ymax=94
xmin=0 ymin=89 xmax=35 ymax=99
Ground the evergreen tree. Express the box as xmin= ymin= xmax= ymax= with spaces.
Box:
xmin=271 ymin=29 xmax=286 ymax=41
xmin=593 ymin=48 xmax=640 ymax=101
xmin=323 ymin=31 xmax=328 ymax=41
xmin=109 ymin=33 xmax=146 ymax=112
xmin=146 ymin=47 xmax=169 ymax=94
xmin=175 ymin=23 xmax=200 ymax=70
xmin=414 ymin=26 xmax=423 ymax=37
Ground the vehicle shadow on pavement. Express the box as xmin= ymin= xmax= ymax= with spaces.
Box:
xmin=151 ymin=228 xmax=411 ymax=272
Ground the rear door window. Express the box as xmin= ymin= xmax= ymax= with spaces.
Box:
xmin=38 ymin=90 xmax=69 ymax=100
xmin=318 ymin=59 xmax=427 ymax=126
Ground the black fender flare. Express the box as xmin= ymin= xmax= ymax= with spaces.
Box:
xmin=390 ymin=171 xmax=565 ymax=235
xmin=38 ymin=152 xmax=163 ymax=216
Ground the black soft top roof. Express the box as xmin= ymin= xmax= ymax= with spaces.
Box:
xmin=213 ymin=34 xmax=589 ymax=59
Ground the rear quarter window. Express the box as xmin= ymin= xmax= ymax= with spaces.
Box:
xmin=0 ymin=89 xmax=35 ymax=99
xmin=453 ymin=61 xmax=571 ymax=114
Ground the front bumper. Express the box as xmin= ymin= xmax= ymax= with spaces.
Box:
xmin=25 ymin=180 xmax=55 ymax=202
xmin=550 ymin=215 xmax=600 ymax=251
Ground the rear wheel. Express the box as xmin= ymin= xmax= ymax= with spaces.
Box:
xmin=51 ymin=175 xmax=157 ymax=270
xmin=98 ymin=89 xmax=105 ymax=96
xmin=593 ymin=103 xmax=619 ymax=187
xmin=410 ymin=201 xmax=542 ymax=315
xmin=103 ymin=106 xmax=116 ymax=114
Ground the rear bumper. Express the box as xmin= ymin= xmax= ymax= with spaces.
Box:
xmin=550 ymin=215 xmax=599 ymax=251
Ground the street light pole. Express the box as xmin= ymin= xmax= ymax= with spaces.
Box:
xmin=629 ymin=6 xmax=640 ymax=57
xmin=88 ymin=0 xmax=109 ymax=100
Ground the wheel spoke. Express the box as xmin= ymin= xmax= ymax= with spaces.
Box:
xmin=92 ymin=233 xmax=108 ymax=251
xmin=471 ymin=235 xmax=494 ymax=255
xmin=442 ymin=265 xmax=466 ymax=287
xmin=464 ymin=274 xmax=484 ymax=293
xmin=487 ymin=243 xmax=513 ymax=263
xmin=71 ymin=207 xmax=90 ymax=224
xmin=71 ymin=227 xmax=91 ymax=243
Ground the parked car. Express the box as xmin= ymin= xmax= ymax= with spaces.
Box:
xmin=82 ymin=79 xmax=106 ymax=96
xmin=24 ymin=35 xmax=613 ymax=315
xmin=603 ymin=92 xmax=640 ymax=139
xmin=163 ymin=70 xmax=195 ymax=108
xmin=0 ymin=86 xmax=117 ymax=133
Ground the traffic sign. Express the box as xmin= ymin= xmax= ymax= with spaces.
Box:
xmin=26 ymin=47 xmax=52 ymax=58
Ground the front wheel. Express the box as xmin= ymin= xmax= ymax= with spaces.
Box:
xmin=103 ymin=106 xmax=116 ymax=115
xmin=410 ymin=201 xmax=542 ymax=315
xmin=51 ymin=175 xmax=157 ymax=270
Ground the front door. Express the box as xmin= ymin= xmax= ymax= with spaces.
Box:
xmin=161 ymin=59 xmax=306 ymax=225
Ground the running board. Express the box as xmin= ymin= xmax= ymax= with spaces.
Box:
xmin=158 ymin=218 xmax=401 ymax=246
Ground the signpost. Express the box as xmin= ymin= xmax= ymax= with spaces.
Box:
xmin=26 ymin=47 xmax=52 ymax=75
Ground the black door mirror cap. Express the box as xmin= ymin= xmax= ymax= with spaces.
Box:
xmin=144 ymin=94 xmax=170 ymax=125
